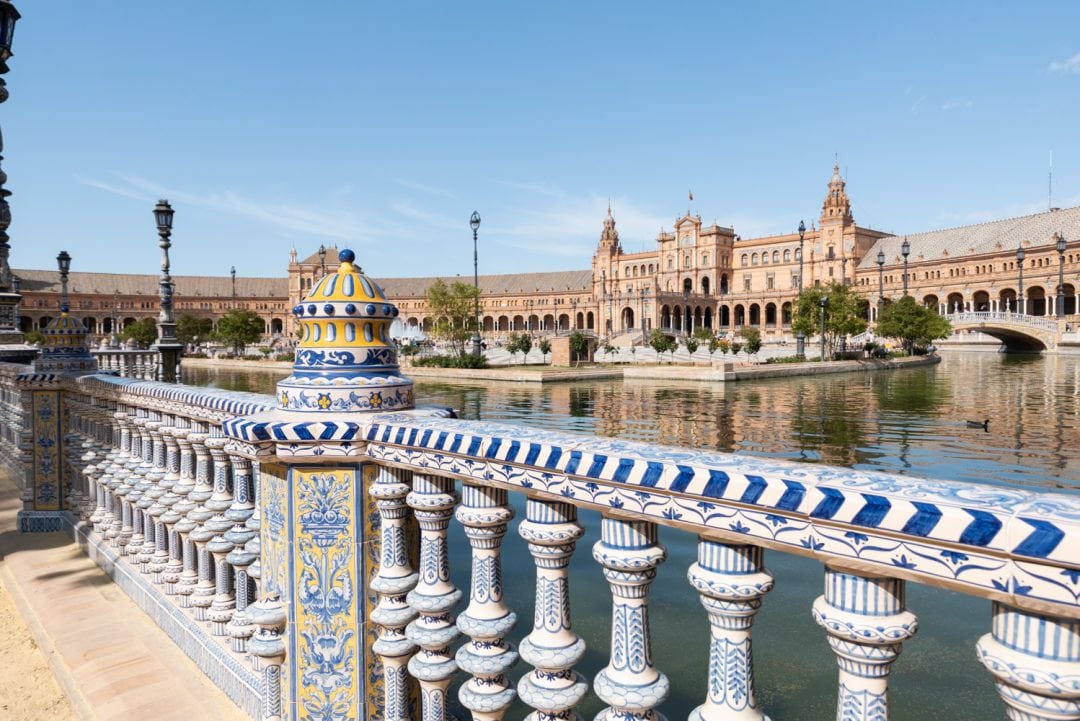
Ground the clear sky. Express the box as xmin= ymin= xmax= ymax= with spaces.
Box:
xmin=5 ymin=2 xmax=1080 ymax=279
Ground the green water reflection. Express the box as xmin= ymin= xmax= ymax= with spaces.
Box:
xmin=184 ymin=352 xmax=1079 ymax=720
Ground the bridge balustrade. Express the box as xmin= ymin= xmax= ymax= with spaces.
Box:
xmin=947 ymin=310 xmax=1063 ymax=332
xmin=1 ymin=364 xmax=1078 ymax=721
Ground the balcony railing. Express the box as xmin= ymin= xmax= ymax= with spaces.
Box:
xmin=1 ymin=365 xmax=1078 ymax=721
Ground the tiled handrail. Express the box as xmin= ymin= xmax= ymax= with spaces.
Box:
xmin=226 ymin=409 xmax=1080 ymax=618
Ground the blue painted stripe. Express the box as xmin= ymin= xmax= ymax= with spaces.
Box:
xmin=564 ymin=451 xmax=582 ymax=475
xmin=702 ymin=470 xmax=730 ymax=498
xmin=585 ymin=454 xmax=608 ymax=479
xmin=959 ymin=509 xmax=1003 ymax=547
xmin=366 ymin=425 xmax=380 ymax=441
xmin=293 ymin=423 xmax=314 ymax=441
xmin=740 ymin=475 xmax=767 ymax=504
xmin=319 ymin=422 xmax=337 ymax=440
xmin=466 ymin=436 xmax=482 ymax=456
xmin=660 ymin=463 xmax=685 ymax=490
xmin=810 ymin=488 xmax=844 ymax=519
xmin=851 ymin=494 xmax=892 ymax=528
xmin=506 ymin=440 xmax=521 ymax=462
xmin=380 ymin=426 xmax=392 ymax=442
xmin=775 ymin=480 xmax=806 ymax=511
xmin=419 ymin=429 xmax=432 ymax=447
xmin=394 ymin=428 xmax=406 ymax=444
xmin=340 ymin=425 xmax=358 ymax=440
xmin=449 ymin=434 xmax=463 ymax=453
xmin=1013 ymin=518 xmax=1065 ymax=558
xmin=612 ymin=458 xmax=635 ymax=483
xmin=485 ymin=438 xmax=502 ymax=459
xmin=434 ymin=431 xmax=449 ymax=450
xmin=524 ymin=443 xmax=541 ymax=466
xmin=544 ymin=447 xmax=563 ymax=470
xmin=901 ymin=502 xmax=942 ymax=537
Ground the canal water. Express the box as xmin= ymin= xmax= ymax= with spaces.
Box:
xmin=186 ymin=352 xmax=1079 ymax=720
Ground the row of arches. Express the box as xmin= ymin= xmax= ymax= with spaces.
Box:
xmin=922 ymin=284 xmax=1077 ymax=317
xmin=403 ymin=312 xmax=600 ymax=335
xmin=17 ymin=315 xmax=287 ymax=336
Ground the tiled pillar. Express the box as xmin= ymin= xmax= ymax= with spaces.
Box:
xmin=813 ymin=568 xmax=918 ymax=721
xmin=16 ymin=375 xmax=68 ymax=532
xmin=687 ymin=540 xmax=774 ymax=721
xmin=977 ymin=604 xmax=1080 ymax=721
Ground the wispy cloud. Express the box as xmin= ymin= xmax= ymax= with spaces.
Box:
xmin=941 ymin=98 xmax=974 ymax=111
xmin=909 ymin=94 xmax=927 ymax=114
xmin=396 ymin=179 xmax=457 ymax=199
xmin=1049 ymin=52 xmax=1080 ymax=74
xmin=78 ymin=173 xmax=369 ymax=242
xmin=939 ymin=194 xmax=1080 ymax=226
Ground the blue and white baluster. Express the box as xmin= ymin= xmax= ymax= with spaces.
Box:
xmin=224 ymin=451 xmax=256 ymax=650
xmin=370 ymin=466 xmax=420 ymax=721
xmin=593 ymin=518 xmax=669 ymax=721
xmin=248 ymin=593 xmax=287 ymax=721
xmin=406 ymin=473 xmax=462 ymax=721
xmin=164 ymin=420 xmax=194 ymax=596
xmin=517 ymin=499 xmax=589 ymax=721
xmin=205 ymin=437 xmax=238 ymax=635
xmin=687 ymin=540 xmax=774 ymax=721
xmin=455 ymin=483 xmax=518 ymax=721
xmin=977 ymin=604 xmax=1080 ymax=721
xmin=143 ymin=418 xmax=171 ymax=581
xmin=812 ymin=569 xmax=918 ymax=721
xmin=179 ymin=426 xmax=214 ymax=608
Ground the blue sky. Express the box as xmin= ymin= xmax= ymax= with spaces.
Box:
xmin=5 ymin=2 xmax=1080 ymax=279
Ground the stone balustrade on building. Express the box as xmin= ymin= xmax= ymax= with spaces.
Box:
xmin=0 ymin=247 xmax=1077 ymax=721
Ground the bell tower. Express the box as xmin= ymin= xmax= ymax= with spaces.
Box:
xmin=818 ymin=162 xmax=856 ymax=284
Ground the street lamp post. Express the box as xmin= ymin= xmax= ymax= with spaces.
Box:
xmin=470 ymin=211 xmax=482 ymax=357
xmin=795 ymin=220 xmax=806 ymax=359
xmin=571 ymin=297 xmax=577 ymax=331
xmin=153 ymin=200 xmax=182 ymax=383
xmin=231 ymin=265 xmax=236 ymax=298
xmin=819 ymin=295 xmax=829 ymax=362
xmin=876 ymin=249 xmax=885 ymax=319
xmin=1016 ymin=246 xmax=1026 ymax=315
xmin=56 ymin=250 xmax=71 ymax=311
xmin=1055 ymin=232 xmax=1067 ymax=318
xmin=318 ymin=244 xmax=327 ymax=279
xmin=640 ymin=287 xmax=647 ymax=345
xmin=0 ymin=0 xmax=23 ymax=348
xmin=901 ymin=237 xmax=911 ymax=297
xmin=109 ymin=290 xmax=119 ymax=348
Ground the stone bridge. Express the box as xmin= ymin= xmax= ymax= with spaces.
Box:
xmin=946 ymin=311 xmax=1070 ymax=351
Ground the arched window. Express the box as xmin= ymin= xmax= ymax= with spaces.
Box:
xmin=772 ymin=250 xmax=780 ymax=263
xmin=783 ymin=249 xmax=791 ymax=262
xmin=762 ymin=252 xmax=769 ymax=265
xmin=668 ymin=257 xmax=674 ymax=270
xmin=794 ymin=248 xmax=802 ymax=261
xmin=741 ymin=253 xmax=749 ymax=267
xmin=751 ymin=253 xmax=759 ymax=266
xmin=648 ymin=264 xmax=654 ymax=274
xmin=683 ymin=255 xmax=690 ymax=268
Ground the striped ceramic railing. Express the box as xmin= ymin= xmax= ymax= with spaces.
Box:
xmin=2 ymin=367 xmax=1078 ymax=721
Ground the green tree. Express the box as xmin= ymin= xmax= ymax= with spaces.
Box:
xmin=177 ymin=314 xmax=213 ymax=346
xmin=876 ymin=296 xmax=952 ymax=354
xmin=684 ymin=336 xmax=699 ymax=360
xmin=426 ymin=278 xmax=480 ymax=357
xmin=214 ymin=310 xmax=265 ymax=355
xmin=506 ymin=332 xmax=532 ymax=364
xmin=730 ymin=340 xmax=743 ymax=360
xmin=740 ymin=327 xmax=762 ymax=359
xmin=120 ymin=318 xmax=158 ymax=348
xmin=707 ymin=335 xmax=720 ymax=359
xmin=791 ymin=282 xmax=869 ymax=358
xmin=538 ymin=337 xmax=552 ymax=362
xmin=649 ymin=329 xmax=674 ymax=362
xmin=568 ymin=331 xmax=589 ymax=364
xmin=717 ymin=337 xmax=730 ymax=359
xmin=692 ymin=326 xmax=715 ymax=342
xmin=24 ymin=328 xmax=44 ymax=345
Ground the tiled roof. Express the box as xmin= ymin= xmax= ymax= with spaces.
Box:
xmin=13 ymin=269 xmax=288 ymax=298
xmin=858 ymin=206 xmax=1080 ymax=269
xmin=378 ymin=270 xmax=593 ymax=299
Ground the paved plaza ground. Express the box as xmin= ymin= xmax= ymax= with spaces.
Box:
xmin=0 ymin=470 xmax=248 ymax=721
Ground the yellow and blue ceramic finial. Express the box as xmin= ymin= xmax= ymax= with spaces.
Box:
xmin=277 ymin=248 xmax=414 ymax=413
xmin=34 ymin=250 xmax=96 ymax=373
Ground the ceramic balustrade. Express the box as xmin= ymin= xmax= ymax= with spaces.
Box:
xmin=1 ymin=365 xmax=1079 ymax=721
